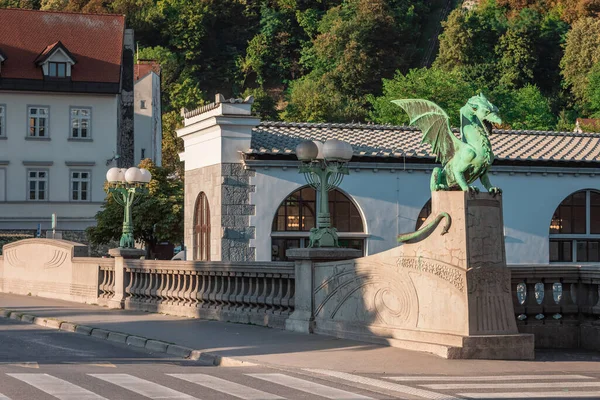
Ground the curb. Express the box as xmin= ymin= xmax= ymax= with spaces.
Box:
xmin=0 ymin=307 xmax=255 ymax=367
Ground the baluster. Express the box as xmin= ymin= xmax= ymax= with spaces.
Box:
xmin=162 ymin=272 xmax=172 ymax=305
xmin=245 ymin=273 xmax=257 ymax=312
xmin=108 ymin=269 xmax=115 ymax=298
xmin=208 ymin=272 xmax=219 ymax=309
xmin=156 ymin=270 xmax=168 ymax=305
xmin=142 ymin=270 xmax=153 ymax=303
xmin=98 ymin=267 xmax=108 ymax=298
xmin=272 ymin=274 xmax=283 ymax=315
xmin=264 ymin=274 xmax=276 ymax=313
xmin=138 ymin=271 xmax=148 ymax=302
xmin=288 ymin=276 xmax=295 ymax=311
xmin=257 ymin=274 xmax=268 ymax=312
xmin=124 ymin=268 xmax=135 ymax=300
xmin=148 ymin=271 xmax=159 ymax=304
xmin=235 ymin=273 xmax=246 ymax=311
xmin=173 ymin=271 xmax=184 ymax=306
xmin=179 ymin=271 xmax=189 ymax=306
xmin=184 ymin=271 xmax=196 ymax=306
xmin=132 ymin=270 xmax=144 ymax=302
xmin=280 ymin=274 xmax=291 ymax=314
xmin=197 ymin=273 xmax=209 ymax=308
xmin=214 ymin=272 xmax=226 ymax=309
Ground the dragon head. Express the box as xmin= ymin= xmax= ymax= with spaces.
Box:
xmin=465 ymin=93 xmax=501 ymax=134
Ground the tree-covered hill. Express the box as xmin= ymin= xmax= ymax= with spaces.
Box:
xmin=3 ymin=0 xmax=600 ymax=173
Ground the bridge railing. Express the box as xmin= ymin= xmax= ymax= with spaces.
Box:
xmin=120 ymin=260 xmax=295 ymax=328
xmin=510 ymin=264 xmax=600 ymax=350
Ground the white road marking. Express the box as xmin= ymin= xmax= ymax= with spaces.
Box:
xmin=0 ymin=394 xmax=11 ymax=400
xmin=248 ymin=373 xmax=374 ymax=400
xmin=169 ymin=373 xmax=284 ymax=399
xmin=460 ymin=391 xmax=600 ymax=399
xmin=424 ymin=382 xmax=600 ymax=390
xmin=388 ymin=375 xmax=593 ymax=382
xmin=7 ymin=362 xmax=39 ymax=369
xmin=304 ymin=369 xmax=460 ymax=400
xmin=8 ymin=373 xmax=108 ymax=400
xmin=89 ymin=374 xmax=199 ymax=399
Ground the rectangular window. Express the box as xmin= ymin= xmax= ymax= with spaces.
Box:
xmin=70 ymin=108 xmax=91 ymax=138
xmin=28 ymin=170 xmax=48 ymax=201
xmin=549 ymin=240 xmax=573 ymax=262
xmin=141 ymin=148 xmax=146 ymax=159
xmin=70 ymin=171 xmax=90 ymax=201
xmin=140 ymin=100 xmax=147 ymax=109
xmin=28 ymin=107 xmax=49 ymax=137
xmin=0 ymin=105 xmax=4 ymax=136
xmin=48 ymin=62 xmax=66 ymax=78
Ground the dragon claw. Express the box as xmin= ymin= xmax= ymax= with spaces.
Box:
xmin=488 ymin=187 xmax=502 ymax=196
xmin=467 ymin=186 xmax=480 ymax=194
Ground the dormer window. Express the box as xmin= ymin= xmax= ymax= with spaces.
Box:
xmin=48 ymin=62 xmax=67 ymax=78
xmin=35 ymin=41 xmax=76 ymax=80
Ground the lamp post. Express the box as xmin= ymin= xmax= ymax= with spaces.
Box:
xmin=295 ymin=139 xmax=353 ymax=247
xmin=105 ymin=167 xmax=152 ymax=249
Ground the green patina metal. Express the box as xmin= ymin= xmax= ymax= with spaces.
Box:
xmin=299 ymin=161 xmax=349 ymax=248
xmin=393 ymin=94 xmax=501 ymax=243
xmin=108 ymin=184 xmax=148 ymax=249
xmin=392 ymin=93 xmax=502 ymax=194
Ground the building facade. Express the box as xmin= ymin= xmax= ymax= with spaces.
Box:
xmin=0 ymin=9 xmax=160 ymax=240
xmin=134 ymin=61 xmax=162 ymax=166
xmin=179 ymin=96 xmax=600 ymax=265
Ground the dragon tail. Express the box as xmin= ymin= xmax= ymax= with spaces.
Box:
xmin=397 ymin=212 xmax=452 ymax=243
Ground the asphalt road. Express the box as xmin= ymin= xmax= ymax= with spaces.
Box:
xmin=1 ymin=317 xmax=600 ymax=400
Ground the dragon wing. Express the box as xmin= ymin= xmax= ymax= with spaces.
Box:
xmin=391 ymin=99 xmax=461 ymax=165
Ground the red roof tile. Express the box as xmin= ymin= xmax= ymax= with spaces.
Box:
xmin=134 ymin=61 xmax=160 ymax=81
xmin=0 ymin=8 xmax=124 ymax=83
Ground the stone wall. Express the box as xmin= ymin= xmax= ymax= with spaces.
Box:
xmin=221 ymin=163 xmax=255 ymax=261
xmin=185 ymin=163 xmax=256 ymax=262
xmin=185 ymin=164 xmax=222 ymax=261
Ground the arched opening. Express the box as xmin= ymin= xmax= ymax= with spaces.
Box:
xmin=271 ymin=186 xmax=365 ymax=260
xmin=549 ymin=189 xmax=600 ymax=262
xmin=193 ymin=192 xmax=210 ymax=261
xmin=416 ymin=199 xmax=432 ymax=230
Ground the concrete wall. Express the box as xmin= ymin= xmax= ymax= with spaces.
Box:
xmin=0 ymin=91 xmax=119 ymax=230
xmin=134 ymin=72 xmax=161 ymax=166
xmin=248 ymin=162 xmax=600 ymax=264
xmin=0 ymin=239 xmax=114 ymax=303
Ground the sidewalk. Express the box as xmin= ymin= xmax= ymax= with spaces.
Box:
xmin=1 ymin=293 xmax=599 ymax=375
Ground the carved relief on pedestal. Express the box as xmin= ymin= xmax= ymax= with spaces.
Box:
xmin=397 ymin=256 xmax=465 ymax=292
xmin=43 ymin=249 xmax=69 ymax=269
xmin=313 ymin=262 xmax=419 ymax=328
xmin=4 ymin=249 xmax=26 ymax=268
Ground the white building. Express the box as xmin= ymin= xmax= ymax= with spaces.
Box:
xmin=0 ymin=9 xmax=160 ymax=239
xmin=134 ymin=61 xmax=162 ymax=166
xmin=179 ymin=95 xmax=600 ymax=265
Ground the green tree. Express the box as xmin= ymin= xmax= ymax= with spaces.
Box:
xmin=491 ymin=84 xmax=556 ymax=130
xmin=368 ymin=67 xmax=475 ymax=127
xmin=585 ymin=61 xmax=600 ymax=117
xmin=560 ymin=17 xmax=600 ymax=103
xmin=86 ymin=159 xmax=184 ymax=256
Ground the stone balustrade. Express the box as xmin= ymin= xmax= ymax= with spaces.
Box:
xmin=510 ymin=264 xmax=600 ymax=350
xmin=97 ymin=264 xmax=116 ymax=305
xmin=120 ymin=260 xmax=295 ymax=328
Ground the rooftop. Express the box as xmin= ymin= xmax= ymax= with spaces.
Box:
xmin=0 ymin=8 xmax=124 ymax=84
xmin=248 ymin=122 xmax=600 ymax=164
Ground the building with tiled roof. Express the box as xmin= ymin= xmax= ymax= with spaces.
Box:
xmin=0 ymin=9 xmax=158 ymax=247
xmin=134 ymin=60 xmax=162 ymax=166
xmin=177 ymin=95 xmax=600 ymax=265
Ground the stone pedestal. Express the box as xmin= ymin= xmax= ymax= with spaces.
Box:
xmin=285 ymin=248 xmax=362 ymax=334
xmin=305 ymin=192 xmax=534 ymax=359
xmin=107 ymin=248 xmax=145 ymax=309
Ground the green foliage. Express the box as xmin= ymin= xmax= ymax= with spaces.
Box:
xmin=491 ymin=85 xmax=556 ymax=130
xmin=560 ymin=17 xmax=600 ymax=103
xmin=368 ymin=67 xmax=475 ymax=127
xmin=242 ymin=87 xmax=279 ymax=121
xmin=86 ymin=159 xmax=184 ymax=254
xmin=585 ymin=61 xmax=600 ymax=117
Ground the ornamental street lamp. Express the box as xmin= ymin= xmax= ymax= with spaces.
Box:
xmin=105 ymin=167 xmax=152 ymax=249
xmin=296 ymin=139 xmax=353 ymax=247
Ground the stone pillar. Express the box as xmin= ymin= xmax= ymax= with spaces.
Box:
xmin=107 ymin=248 xmax=144 ymax=309
xmin=285 ymin=248 xmax=362 ymax=333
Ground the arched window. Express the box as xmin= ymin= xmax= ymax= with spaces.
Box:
xmin=193 ymin=192 xmax=210 ymax=261
xmin=271 ymin=187 xmax=364 ymax=260
xmin=416 ymin=199 xmax=432 ymax=230
xmin=549 ymin=189 xmax=600 ymax=262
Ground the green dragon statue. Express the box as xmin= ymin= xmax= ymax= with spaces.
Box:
xmin=393 ymin=93 xmax=502 ymax=194
xmin=394 ymin=94 xmax=502 ymax=243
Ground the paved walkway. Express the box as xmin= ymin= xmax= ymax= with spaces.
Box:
xmin=1 ymin=293 xmax=599 ymax=375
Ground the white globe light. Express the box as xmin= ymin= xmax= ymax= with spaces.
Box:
xmin=323 ymin=139 xmax=353 ymax=161
xmin=313 ymin=141 xmax=324 ymax=160
xmin=139 ymin=168 xmax=152 ymax=183
xmin=125 ymin=167 xmax=142 ymax=183
xmin=119 ymin=168 xmax=128 ymax=182
xmin=106 ymin=167 xmax=121 ymax=183
xmin=295 ymin=141 xmax=319 ymax=161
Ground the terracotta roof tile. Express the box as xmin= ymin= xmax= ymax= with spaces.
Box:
xmin=249 ymin=122 xmax=600 ymax=163
xmin=134 ymin=61 xmax=160 ymax=81
xmin=0 ymin=8 xmax=124 ymax=83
